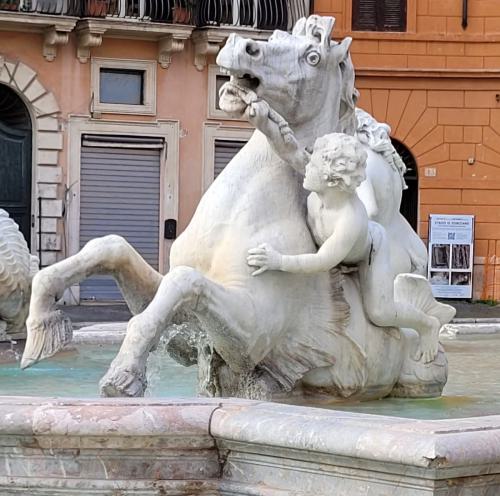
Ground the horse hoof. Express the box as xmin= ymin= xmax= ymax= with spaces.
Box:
xmin=99 ymin=365 xmax=147 ymax=397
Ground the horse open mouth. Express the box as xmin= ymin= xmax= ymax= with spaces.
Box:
xmin=224 ymin=70 xmax=260 ymax=92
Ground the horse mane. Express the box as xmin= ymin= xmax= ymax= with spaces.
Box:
xmin=333 ymin=44 xmax=408 ymax=190
xmin=355 ymin=108 xmax=408 ymax=189
xmin=337 ymin=51 xmax=359 ymax=136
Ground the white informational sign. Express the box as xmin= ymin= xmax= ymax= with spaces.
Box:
xmin=427 ymin=214 xmax=474 ymax=298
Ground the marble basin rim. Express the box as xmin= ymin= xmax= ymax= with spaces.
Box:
xmin=0 ymin=395 xmax=500 ymax=495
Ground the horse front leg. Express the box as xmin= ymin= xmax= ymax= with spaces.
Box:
xmin=21 ymin=235 xmax=163 ymax=369
xmin=99 ymin=266 xmax=259 ymax=397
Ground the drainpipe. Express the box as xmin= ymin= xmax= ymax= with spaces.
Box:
xmin=38 ymin=196 xmax=42 ymax=265
xmin=462 ymin=0 xmax=468 ymax=29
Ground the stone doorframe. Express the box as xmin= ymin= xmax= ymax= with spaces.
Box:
xmin=0 ymin=56 xmax=63 ymax=267
xmin=64 ymin=116 xmax=180 ymax=304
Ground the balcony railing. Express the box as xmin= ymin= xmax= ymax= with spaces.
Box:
xmin=195 ymin=0 xmax=311 ymax=31
xmin=0 ymin=0 xmax=194 ymax=23
xmin=0 ymin=0 xmax=312 ymax=29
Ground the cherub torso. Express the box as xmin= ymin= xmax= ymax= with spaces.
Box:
xmin=306 ymin=192 xmax=371 ymax=266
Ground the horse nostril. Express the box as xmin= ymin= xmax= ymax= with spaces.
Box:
xmin=245 ymin=41 xmax=260 ymax=57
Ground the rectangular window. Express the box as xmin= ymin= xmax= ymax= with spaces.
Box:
xmin=215 ymin=74 xmax=230 ymax=111
xmin=99 ymin=68 xmax=145 ymax=106
xmin=352 ymin=0 xmax=407 ymax=32
xmin=91 ymin=58 xmax=156 ymax=115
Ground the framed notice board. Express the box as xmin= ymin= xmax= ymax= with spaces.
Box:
xmin=427 ymin=214 xmax=474 ymax=299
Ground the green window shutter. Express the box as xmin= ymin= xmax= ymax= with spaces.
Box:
xmin=352 ymin=0 xmax=377 ymax=31
xmin=383 ymin=0 xmax=406 ymax=31
xmin=352 ymin=0 xmax=406 ymax=32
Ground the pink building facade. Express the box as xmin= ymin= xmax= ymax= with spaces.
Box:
xmin=0 ymin=1 xmax=309 ymax=301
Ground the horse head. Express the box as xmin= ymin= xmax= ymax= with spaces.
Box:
xmin=217 ymin=15 xmax=358 ymax=136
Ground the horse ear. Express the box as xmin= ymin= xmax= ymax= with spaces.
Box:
xmin=305 ymin=16 xmax=336 ymax=49
xmin=335 ymin=36 xmax=352 ymax=61
xmin=292 ymin=17 xmax=307 ymax=36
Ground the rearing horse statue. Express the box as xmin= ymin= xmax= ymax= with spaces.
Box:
xmin=21 ymin=16 xmax=451 ymax=400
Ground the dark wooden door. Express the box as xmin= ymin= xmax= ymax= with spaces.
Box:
xmin=0 ymin=121 xmax=32 ymax=246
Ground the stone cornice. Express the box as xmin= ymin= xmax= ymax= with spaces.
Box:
xmin=75 ymin=18 xmax=193 ymax=66
xmin=0 ymin=12 xmax=77 ymax=32
xmin=356 ymin=68 xmax=500 ymax=78
xmin=77 ymin=17 xmax=194 ymax=41
xmin=192 ymin=26 xmax=273 ymax=71
xmin=0 ymin=12 xmax=77 ymax=61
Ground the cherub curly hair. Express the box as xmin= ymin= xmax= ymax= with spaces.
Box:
xmin=312 ymin=133 xmax=367 ymax=192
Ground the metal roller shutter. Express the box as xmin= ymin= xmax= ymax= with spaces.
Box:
xmin=79 ymin=137 xmax=162 ymax=301
xmin=214 ymin=139 xmax=247 ymax=178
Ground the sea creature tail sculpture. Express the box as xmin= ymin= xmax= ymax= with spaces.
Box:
xmin=394 ymin=273 xmax=456 ymax=327
xmin=0 ymin=209 xmax=39 ymax=339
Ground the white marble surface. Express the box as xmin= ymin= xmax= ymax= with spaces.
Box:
xmin=0 ymin=397 xmax=499 ymax=495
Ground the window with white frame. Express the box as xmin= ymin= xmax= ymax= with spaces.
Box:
xmin=91 ymin=58 xmax=156 ymax=115
xmin=203 ymin=123 xmax=253 ymax=191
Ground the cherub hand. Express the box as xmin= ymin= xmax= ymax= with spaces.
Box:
xmin=247 ymin=243 xmax=283 ymax=276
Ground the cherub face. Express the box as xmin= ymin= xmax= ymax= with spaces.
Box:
xmin=303 ymin=154 xmax=325 ymax=193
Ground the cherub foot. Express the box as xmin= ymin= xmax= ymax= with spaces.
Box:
xmin=416 ymin=316 xmax=440 ymax=364
xmin=99 ymin=361 xmax=147 ymax=397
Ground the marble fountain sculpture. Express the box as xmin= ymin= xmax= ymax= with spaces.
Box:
xmin=1 ymin=15 xmax=500 ymax=496
xmin=22 ymin=16 xmax=453 ymax=403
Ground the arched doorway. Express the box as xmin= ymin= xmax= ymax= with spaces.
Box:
xmin=392 ymin=138 xmax=418 ymax=232
xmin=0 ymin=84 xmax=32 ymax=247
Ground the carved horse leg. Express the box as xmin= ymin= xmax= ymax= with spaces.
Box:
xmin=21 ymin=235 xmax=163 ymax=369
xmin=99 ymin=265 xmax=259 ymax=397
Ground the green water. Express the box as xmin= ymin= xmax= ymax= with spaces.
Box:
xmin=327 ymin=335 xmax=500 ymax=419
xmin=0 ymin=335 xmax=499 ymax=420
xmin=0 ymin=343 xmax=198 ymax=398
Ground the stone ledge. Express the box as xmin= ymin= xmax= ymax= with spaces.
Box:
xmin=0 ymin=398 xmax=499 ymax=495
xmin=212 ymin=402 xmax=500 ymax=474
xmin=441 ymin=322 xmax=500 ymax=337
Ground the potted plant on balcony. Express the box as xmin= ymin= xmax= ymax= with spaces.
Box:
xmin=171 ymin=0 xmax=195 ymax=24
xmin=0 ymin=0 xmax=20 ymax=11
xmin=84 ymin=0 xmax=111 ymax=17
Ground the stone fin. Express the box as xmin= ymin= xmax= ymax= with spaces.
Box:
xmin=394 ymin=273 xmax=456 ymax=326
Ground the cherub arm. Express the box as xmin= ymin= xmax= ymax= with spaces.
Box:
xmin=247 ymin=214 xmax=361 ymax=275
xmin=356 ymin=177 xmax=379 ymax=219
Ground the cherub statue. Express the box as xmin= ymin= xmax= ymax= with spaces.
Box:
xmin=247 ymin=132 xmax=454 ymax=363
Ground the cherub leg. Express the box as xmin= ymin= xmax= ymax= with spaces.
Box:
xmin=100 ymin=266 xmax=259 ymax=397
xmin=359 ymin=224 xmax=444 ymax=363
xmin=21 ymin=235 xmax=162 ymax=369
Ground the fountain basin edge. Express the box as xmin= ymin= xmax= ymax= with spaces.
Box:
xmin=0 ymin=396 xmax=498 ymax=495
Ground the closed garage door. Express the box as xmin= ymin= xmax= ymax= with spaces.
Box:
xmin=79 ymin=135 xmax=162 ymax=301
xmin=214 ymin=139 xmax=247 ymax=178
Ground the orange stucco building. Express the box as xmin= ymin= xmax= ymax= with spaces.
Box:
xmin=0 ymin=1 xmax=499 ymax=301
xmin=315 ymin=0 xmax=500 ymax=300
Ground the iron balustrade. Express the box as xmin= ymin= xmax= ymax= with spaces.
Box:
xmin=0 ymin=0 xmax=194 ymax=22
xmin=0 ymin=0 xmax=312 ymax=29
xmin=194 ymin=0 xmax=311 ymax=30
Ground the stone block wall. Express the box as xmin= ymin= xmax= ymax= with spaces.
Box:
xmin=314 ymin=0 xmax=500 ymax=300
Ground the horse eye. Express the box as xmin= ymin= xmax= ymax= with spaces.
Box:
xmin=306 ymin=51 xmax=321 ymax=66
